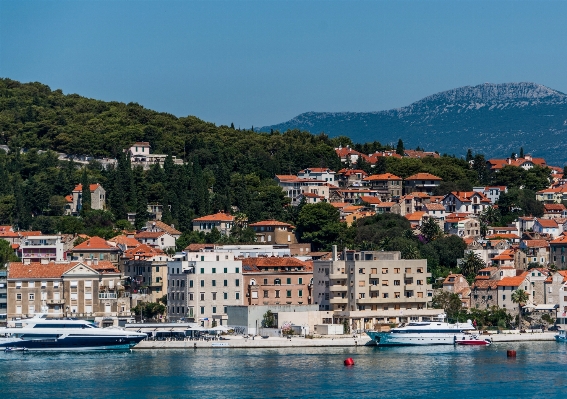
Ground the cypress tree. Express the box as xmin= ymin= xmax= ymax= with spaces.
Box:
xmin=80 ymin=168 xmax=91 ymax=213
xmin=396 ymin=139 xmax=404 ymax=156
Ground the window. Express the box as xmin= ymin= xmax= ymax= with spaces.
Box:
xmin=359 ymin=280 xmax=365 ymax=287
xmin=394 ymin=280 xmax=400 ymax=286
xmin=224 ymin=268 xmax=228 ymax=273
xmin=383 ymin=293 xmax=389 ymax=298
xmin=70 ymin=281 xmax=77 ymax=288
xmin=200 ymin=280 xmax=205 ymax=287
xmin=224 ymin=292 xmax=228 ymax=300
xmin=212 ymin=280 xmax=216 ymax=287
xmin=200 ymin=307 xmax=205 ymax=314
xmin=41 ymin=281 xmax=47 ymax=288
xmin=28 ymin=281 xmax=35 ymax=288
xmin=189 ymin=280 xmax=194 ymax=288
xmin=286 ymin=278 xmax=291 ymax=285
xmin=200 ymin=268 xmax=204 ymax=274
xmin=224 ymin=280 xmax=228 ymax=287
xmin=200 ymin=293 xmax=205 ymax=301
xmin=189 ymin=293 xmax=194 ymax=301
xmin=212 ymin=292 xmax=217 ymax=300
xmin=29 ymin=293 xmax=35 ymax=300
xmin=382 ymin=280 xmax=389 ymax=286
xmin=395 ymin=292 xmax=400 ymax=298
xmin=212 ymin=306 xmax=217 ymax=314
xmin=264 ymin=290 xmax=269 ymax=298
xmin=212 ymin=268 xmax=216 ymax=274
xmin=286 ymin=290 xmax=292 ymax=298
xmin=235 ymin=279 xmax=240 ymax=287
xmin=394 ymin=268 xmax=400 ymax=274
xmin=503 ymin=295 xmax=506 ymax=300
xmin=235 ymin=267 xmax=240 ymax=273
xmin=405 ymin=268 xmax=411 ymax=274
xmin=382 ymin=268 xmax=388 ymax=274
xmin=275 ymin=290 xmax=280 ymax=298
xmin=16 ymin=293 xmax=21 ymax=301
xmin=235 ymin=293 xmax=240 ymax=300
xmin=417 ymin=280 xmax=423 ymax=285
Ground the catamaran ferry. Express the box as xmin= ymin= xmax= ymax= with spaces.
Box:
xmin=366 ymin=314 xmax=476 ymax=346
xmin=0 ymin=314 xmax=147 ymax=351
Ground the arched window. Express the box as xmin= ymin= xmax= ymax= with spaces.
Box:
xmin=250 ymin=279 xmax=256 ymax=286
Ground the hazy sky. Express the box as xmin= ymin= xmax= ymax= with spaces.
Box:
xmin=2 ymin=1 xmax=567 ymax=128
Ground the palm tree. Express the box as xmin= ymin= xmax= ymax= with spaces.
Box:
xmin=511 ymin=289 xmax=529 ymax=329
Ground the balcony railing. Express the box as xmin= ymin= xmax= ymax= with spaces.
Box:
xmin=99 ymin=293 xmax=117 ymax=299
xmin=46 ymin=299 xmax=65 ymax=305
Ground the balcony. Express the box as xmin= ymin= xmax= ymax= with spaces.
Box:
xmin=329 ymin=274 xmax=347 ymax=280
xmin=329 ymin=297 xmax=348 ymax=304
xmin=370 ymin=274 xmax=380 ymax=279
xmin=330 ymin=285 xmax=348 ymax=292
xmin=369 ymin=285 xmax=380 ymax=292
xmin=47 ymin=299 xmax=65 ymax=305
xmin=99 ymin=292 xmax=118 ymax=299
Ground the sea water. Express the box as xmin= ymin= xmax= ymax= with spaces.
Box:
xmin=1 ymin=342 xmax=567 ymax=398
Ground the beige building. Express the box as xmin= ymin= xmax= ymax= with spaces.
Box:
xmin=192 ymin=212 xmax=236 ymax=236
xmin=7 ymin=260 xmax=130 ymax=320
xmin=249 ymin=220 xmax=297 ymax=244
xmin=167 ymin=251 xmax=244 ymax=325
xmin=442 ymin=274 xmax=471 ymax=308
xmin=362 ymin=173 xmax=403 ymax=200
xmin=70 ymin=236 xmax=121 ymax=265
xmin=66 ymin=183 xmax=106 ymax=215
xmin=120 ymin=244 xmax=169 ymax=303
xmin=313 ymin=249 xmax=436 ymax=330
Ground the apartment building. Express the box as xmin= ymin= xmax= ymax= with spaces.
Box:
xmin=19 ymin=235 xmax=65 ymax=263
xmin=0 ymin=270 xmax=7 ymax=325
xmin=313 ymin=248 xmax=436 ymax=330
xmin=6 ymin=260 xmax=130 ymax=320
xmin=120 ymin=244 xmax=169 ymax=303
xmin=167 ymin=251 xmax=243 ymax=326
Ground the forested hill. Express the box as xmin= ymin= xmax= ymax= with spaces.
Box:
xmin=0 ymin=78 xmax=341 ymax=174
xmin=260 ymin=82 xmax=567 ymax=165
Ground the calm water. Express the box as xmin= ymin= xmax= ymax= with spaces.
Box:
xmin=1 ymin=342 xmax=567 ymax=398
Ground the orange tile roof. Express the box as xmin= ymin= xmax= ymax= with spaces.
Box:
xmin=19 ymin=231 xmax=42 ymax=237
xmin=359 ymin=196 xmax=382 ymax=204
xmin=184 ymin=243 xmax=215 ymax=252
xmin=544 ymin=203 xmax=566 ymax=211
xmin=330 ymin=202 xmax=349 ymax=208
xmin=405 ymin=211 xmax=426 ymax=221
xmin=550 ymin=235 xmax=567 ymax=244
xmin=193 ymin=212 xmax=235 ymax=222
xmin=486 ymin=233 xmax=520 ymax=240
xmin=521 ymin=240 xmax=549 ymax=248
xmin=123 ymin=244 xmax=165 ymax=259
xmin=405 ymin=173 xmax=442 ymax=181
xmin=443 ymin=274 xmax=465 ymax=284
xmin=249 ymin=220 xmax=294 ymax=228
xmin=242 ymin=257 xmax=311 ymax=269
xmin=149 ymin=221 xmax=182 ymax=235
xmin=425 ymin=203 xmax=446 ymax=211
xmin=536 ymin=219 xmax=558 ymax=228
xmin=363 ymin=173 xmax=402 ymax=181
xmin=73 ymin=183 xmax=103 ymax=193
xmin=472 ymin=280 xmax=499 ymax=289
xmin=135 ymin=231 xmax=168 ymax=239
xmin=108 ymin=235 xmax=141 ymax=248
xmin=448 ymin=191 xmax=492 ymax=203
xmin=497 ymin=272 xmax=528 ymax=287
xmin=73 ymin=236 xmax=115 ymax=251
xmin=298 ymin=167 xmax=335 ymax=173
xmin=8 ymin=262 xmax=76 ymax=279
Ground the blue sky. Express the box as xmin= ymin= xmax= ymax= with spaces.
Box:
xmin=1 ymin=1 xmax=567 ymax=128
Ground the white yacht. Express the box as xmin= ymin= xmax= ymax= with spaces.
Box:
xmin=0 ymin=315 xmax=147 ymax=351
xmin=366 ymin=314 xmax=476 ymax=346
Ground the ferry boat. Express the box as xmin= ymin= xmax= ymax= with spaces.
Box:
xmin=454 ymin=333 xmax=492 ymax=346
xmin=0 ymin=315 xmax=147 ymax=351
xmin=366 ymin=314 xmax=476 ymax=346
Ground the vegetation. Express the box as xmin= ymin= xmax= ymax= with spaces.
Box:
xmin=511 ymin=289 xmax=530 ymax=329
xmin=132 ymin=302 xmax=166 ymax=321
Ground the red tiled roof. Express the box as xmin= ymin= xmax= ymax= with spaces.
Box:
xmin=8 ymin=262 xmax=76 ymax=279
xmin=19 ymin=231 xmax=42 ymax=237
xmin=405 ymin=211 xmax=426 ymax=221
xmin=472 ymin=280 xmax=499 ymax=289
xmin=108 ymin=235 xmax=141 ymax=248
xmin=298 ymin=168 xmax=335 ymax=173
xmin=486 ymin=233 xmax=520 ymax=240
xmin=73 ymin=183 xmax=103 ymax=193
xmin=242 ymin=257 xmax=311 ymax=269
xmin=551 ymin=235 xmax=567 ymax=244
xmin=536 ymin=219 xmax=558 ymax=228
xmin=522 ymin=240 xmax=549 ymax=248
xmin=73 ymin=236 xmax=115 ymax=251
xmin=363 ymin=173 xmax=402 ymax=181
xmin=497 ymin=272 xmax=528 ymax=287
xmin=184 ymin=243 xmax=215 ymax=252
xmin=425 ymin=203 xmax=445 ymax=211
xmin=448 ymin=191 xmax=491 ymax=203
xmin=149 ymin=221 xmax=182 ymax=235
xmin=135 ymin=231 xmax=167 ymax=239
xmin=359 ymin=196 xmax=382 ymax=204
xmin=123 ymin=244 xmax=165 ymax=259
xmin=405 ymin=173 xmax=442 ymax=181
xmin=192 ymin=212 xmax=235 ymax=222
xmin=249 ymin=220 xmax=294 ymax=228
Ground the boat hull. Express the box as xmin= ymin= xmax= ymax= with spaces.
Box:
xmin=0 ymin=335 xmax=145 ymax=351
xmin=367 ymin=331 xmax=460 ymax=346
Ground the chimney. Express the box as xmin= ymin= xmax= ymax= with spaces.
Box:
xmin=40 ymin=259 xmax=48 ymax=265
xmin=332 ymin=245 xmax=338 ymax=261
xmin=94 ymin=259 xmax=98 ymax=265
xmin=87 ymin=260 xmax=92 ymax=265
xmin=24 ymin=259 xmax=31 ymax=265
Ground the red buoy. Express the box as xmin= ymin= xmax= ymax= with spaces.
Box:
xmin=344 ymin=357 xmax=355 ymax=366
xmin=507 ymin=350 xmax=516 ymax=358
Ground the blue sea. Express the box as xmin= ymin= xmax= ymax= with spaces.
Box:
xmin=1 ymin=342 xmax=567 ymax=398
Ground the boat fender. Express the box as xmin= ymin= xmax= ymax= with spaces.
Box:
xmin=344 ymin=358 xmax=355 ymax=366
xmin=507 ymin=350 xmax=516 ymax=358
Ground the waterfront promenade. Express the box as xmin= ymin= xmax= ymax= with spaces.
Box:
xmin=133 ymin=331 xmax=558 ymax=349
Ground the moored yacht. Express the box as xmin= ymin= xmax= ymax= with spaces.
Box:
xmin=366 ymin=314 xmax=476 ymax=346
xmin=0 ymin=314 xmax=147 ymax=351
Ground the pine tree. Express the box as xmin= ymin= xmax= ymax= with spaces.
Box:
xmin=466 ymin=149 xmax=473 ymax=162
xmin=519 ymin=147 xmax=524 ymax=158
xmin=396 ymin=139 xmax=404 ymax=156
xmin=80 ymin=168 xmax=91 ymax=213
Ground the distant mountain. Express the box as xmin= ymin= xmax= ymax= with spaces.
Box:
xmin=260 ymin=83 xmax=567 ymax=165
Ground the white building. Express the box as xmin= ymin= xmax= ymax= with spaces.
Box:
xmin=297 ymin=168 xmax=338 ymax=187
xmin=126 ymin=142 xmax=183 ymax=170
xmin=473 ymin=186 xmax=507 ymax=204
xmin=167 ymin=252 xmax=244 ymax=325
xmin=19 ymin=235 xmax=65 ymax=263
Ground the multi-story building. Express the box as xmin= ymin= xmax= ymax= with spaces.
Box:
xmin=7 ymin=260 xmax=130 ymax=320
xmin=496 ymin=270 xmax=550 ymax=315
xmin=167 ymin=251 xmax=243 ymax=326
xmin=403 ymin=173 xmax=442 ymax=195
xmin=442 ymin=274 xmax=471 ymax=308
xmin=242 ymin=257 xmax=313 ymax=306
xmin=0 ymin=270 xmax=7 ymax=325
xmin=134 ymin=231 xmax=176 ymax=251
xmin=192 ymin=212 xmax=236 ymax=236
xmin=126 ymin=142 xmax=183 ymax=170
xmin=120 ymin=244 xmax=169 ymax=303
xmin=313 ymin=248 xmax=436 ymax=330
xmin=362 ymin=173 xmax=403 ymax=200
xmin=297 ymin=168 xmax=338 ymax=186
xmin=19 ymin=235 xmax=65 ymax=263
xmin=70 ymin=236 xmax=121 ymax=265
xmin=66 ymin=183 xmax=106 ymax=215
xmin=248 ymin=220 xmax=297 ymax=244
xmin=550 ymin=235 xmax=567 ymax=269
xmin=442 ymin=191 xmax=492 ymax=215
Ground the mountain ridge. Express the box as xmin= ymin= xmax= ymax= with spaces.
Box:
xmin=260 ymin=82 xmax=567 ymax=165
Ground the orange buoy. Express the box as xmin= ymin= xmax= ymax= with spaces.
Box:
xmin=344 ymin=357 xmax=355 ymax=366
xmin=507 ymin=350 xmax=516 ymax=358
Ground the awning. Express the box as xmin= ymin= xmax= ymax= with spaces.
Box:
xmin=533 ymin=304 xmax=558 ymax=311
